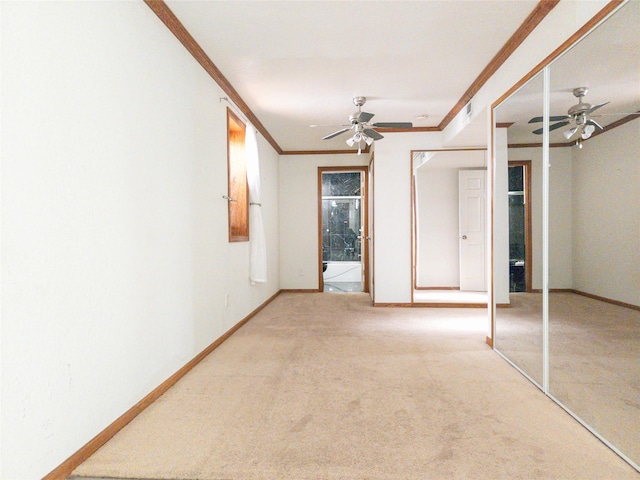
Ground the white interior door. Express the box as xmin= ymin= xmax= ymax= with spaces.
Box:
xmin=459 ymin=169 xmax=486 ymax=291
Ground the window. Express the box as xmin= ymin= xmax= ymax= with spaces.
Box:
xmin=227 ymin=108 xmax=249 ymax=242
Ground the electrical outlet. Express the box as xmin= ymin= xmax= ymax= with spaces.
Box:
xmin=225 ymin=294 xmax=229 ymax=308
xmin=298 ymin=269 xmax=304 ymax=276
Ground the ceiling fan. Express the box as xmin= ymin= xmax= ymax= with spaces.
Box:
xmin=317 ymin=96 xmax=413 ymax=154
xmin=528 ymin=87 xmax=609 ymax=140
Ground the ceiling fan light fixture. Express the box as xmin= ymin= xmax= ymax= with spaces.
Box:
xmin=582 ymin=124 xmax=596 ymax=139
xmin=347 ymin=131 xmax=373 ymax=145
xmin=563 ymin=127 xmax=578 ymax=139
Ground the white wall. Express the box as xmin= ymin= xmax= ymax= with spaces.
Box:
xmin=548 ymin=147 xmax=573 ymax=289
xmin=415 ymin=167 xmax=460 ymax=287
xmin=278 ymin=154 xmax=367 ymax=290
xmin=0 ymin=2 xmax=279 ymax=478
xmin=572 ymin=119 xmax=640 ymax=306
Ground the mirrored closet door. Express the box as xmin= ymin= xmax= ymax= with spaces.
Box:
xmin=492 ymin=1 xmax=640 ymax=471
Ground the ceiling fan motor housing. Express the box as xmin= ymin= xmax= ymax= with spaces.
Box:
xmin=353 ymin=96 xmax=367 ymax=107
xmin=569 ymin=103 xmax=593 ymax=117
xmin=573 ymin=86 xmax=589 ymax=98
xmin=568 ymin=87 xmax=592 ymax=117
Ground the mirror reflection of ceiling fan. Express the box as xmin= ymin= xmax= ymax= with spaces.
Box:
xmin=528 ymin=87 xmax=640 ymax=140
xmin=315 ymin=96 xmax=413 ymax=154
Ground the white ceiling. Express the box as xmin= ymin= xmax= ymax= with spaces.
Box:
xmin=165 ymin=0 xmax=540 ymax=152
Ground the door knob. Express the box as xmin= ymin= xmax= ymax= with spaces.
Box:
xmin=461 ymin=235 xmax=467 ymax=240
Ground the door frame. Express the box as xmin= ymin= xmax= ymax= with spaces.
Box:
xmin=508 ymin=160 xmax=533 ymax=292
xmin=317 ymin=166 xmax=369 ymax=293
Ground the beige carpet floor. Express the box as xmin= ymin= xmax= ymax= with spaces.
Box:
xmin=71 ymin=292 xmax=639 ymax=479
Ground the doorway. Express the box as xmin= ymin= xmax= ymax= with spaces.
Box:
xmin=318 ymin=167 xmax=368 ymax=293
xmin=507 ymin=161 xmax=532 ymax=292
xmin=411 ymin=149 xmax=488 ymax=305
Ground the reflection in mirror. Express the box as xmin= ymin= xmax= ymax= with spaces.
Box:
xmin=548 ymin=0 xmax=640 ymax=468
xmin=411 ymin=150 xmax=487 ymax=305
xmin=493 ymin=71 xmax=544 ymax=387
xmin=493 ymin=1 xmax=640 ymax=472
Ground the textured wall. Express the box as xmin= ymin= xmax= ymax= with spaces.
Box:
xmin=0 ymin=2 xmax=279 ymax=477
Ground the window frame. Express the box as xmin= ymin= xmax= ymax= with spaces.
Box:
xmin=226 ymin=108 xmax=249 ymax=242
